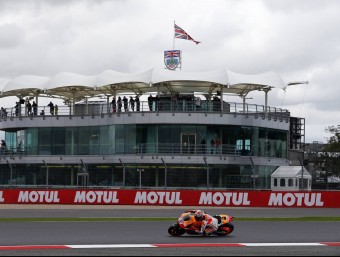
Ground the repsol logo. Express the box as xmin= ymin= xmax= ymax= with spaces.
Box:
xmin=268 ymin=193 xmax=324 ymax=207
xmin=134 ymin=191 xmax=182 ymax=205
xmin=74 ymin=191 xmax=119 ymax=204
xmin=18 ymin=191 xmax=60 ymax=203
xmin=199 ymin=192 xmax=250 ymax=206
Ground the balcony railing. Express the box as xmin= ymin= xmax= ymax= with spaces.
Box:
xmin=1 ymin=143 xmax=287 ymax=159
xmin=0 ymin=100 xmax=290 ymax=121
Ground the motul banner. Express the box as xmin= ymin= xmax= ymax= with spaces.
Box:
xmin=0 ymin=189 xmax=340 ymax=208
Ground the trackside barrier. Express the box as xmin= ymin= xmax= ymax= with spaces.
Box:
xmin=0 ymin=189 xmax=340 ymax=208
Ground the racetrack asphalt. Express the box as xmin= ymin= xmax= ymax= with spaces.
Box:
xmin=0 ymin=205 xmax=340 ymax=256
xmin=1 ymin=204 xmax=340 ymax=218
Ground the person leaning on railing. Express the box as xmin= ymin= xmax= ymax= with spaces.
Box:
xmin=0 ymin=107 xmax=7 ymax=118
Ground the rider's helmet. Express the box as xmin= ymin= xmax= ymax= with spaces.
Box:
xmin=194 ymin=210 xmax=204 ymax=221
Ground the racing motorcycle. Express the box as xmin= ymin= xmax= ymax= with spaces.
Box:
xmin=168 ymin=210 xmax=234 ymax=236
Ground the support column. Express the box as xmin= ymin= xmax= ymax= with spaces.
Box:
xmin=71 ymin=166 xmax=74 ymax=186
xmin=161 ymin=157 xmax=167 ymax=189
xmin=6 ymin=160 xmax=13 ymax=188
xmin=107 ymin=95 xmax=110 ymax=114
xmin=119 ymin=158 xmax=126 ymax=187
xmin=264 ymin=88 xmax=270 ymax=114
xmin=219 ymin=169 xmax=223 ymax=188
xmin=203 ymin=157 xmax=209 ymax=189
xmin=43 ymin=160 xmax=48 ymax=188
xmin=220 ymin=85 xmax=223 ymax=112
xmin=155 ymin=168 xmax=159 ymax=187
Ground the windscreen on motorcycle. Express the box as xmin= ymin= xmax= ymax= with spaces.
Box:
xmin=183 ymin=214 xmax=192 ymax=221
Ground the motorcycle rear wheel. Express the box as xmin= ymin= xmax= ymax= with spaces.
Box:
xmin=168 ymin=224 xmax=186 ymax=236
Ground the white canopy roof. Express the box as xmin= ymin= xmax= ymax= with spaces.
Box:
xmin=0 ymin=67 xmax=288 ymax=102
xmin=271 ymin=166 xmax=312 ymax=178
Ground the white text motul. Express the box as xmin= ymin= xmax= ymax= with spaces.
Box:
xmin=199 ymin=192 xmax=250 ymax=206
xmin=134 ymin=191 xmax=182 ymax=204
xmin=0 ymin=191 xmax=4 ymax=203
xmin=268 ymin=193 xmax=324 ymax=207
xmin=74 ymin=191 xmax=119 ymax=204
xmin=18 ymin=191 xmax=60 ymax=203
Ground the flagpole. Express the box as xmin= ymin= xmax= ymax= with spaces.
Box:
xmin=173 ymin=20 xmax=175 ymax=52
xmin=173 ymin=21 xmax=182 ymax=70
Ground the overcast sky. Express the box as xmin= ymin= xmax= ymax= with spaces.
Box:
xmin=0 ymin=0 xmax=339 ymax=144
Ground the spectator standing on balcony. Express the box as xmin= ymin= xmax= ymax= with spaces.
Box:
xmin=111 ymin=97 xmax=116 ymax=113
xmin=213 ymin=96 xmax=219 ymax=111
xmin=123 ymin=96 xmax=128 ymax=112
xmin=32 ymin=101 xmax=38 ymax=116
xmin=117 ymin=97 xmax=122 ymax=112
xmin=155 ymin=95 xmax=160 ymax=111
xmin=195 ymin=96 xmax=201 ymax=111
xmin=215 ymin=138 xmax=221 ymax=154
xmin=129 ymin=96 xmax=135 ymax=111
xmin=135 ymin=95 xmax=140 ymax=111
xmin=54 ymin=105 xmax=59 ymax=115
xmin=17 ymin=141 xmax=23 ymax=152
xmin=14 ymin=102 xmax=19 ymax=116
xmin=1 ymin=107 xmax=7 ymax=118
xmin=148 ymin=94 xmax=153 ymax=111
xmin=210 ymin=139 xmax=215 ymax=154
xmin=47 ymin=101 xmax=54 ymax=115
xmin=26 ymin=101 xmax=32 ymax=116
xmin=24 ymin=98 xmax=29 ymax=116
xmin=172 ymin=94 xmax=179 ymax=111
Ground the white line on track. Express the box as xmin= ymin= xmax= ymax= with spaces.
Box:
xmin=67 ymin=244 xmax=157 ymax=248
xmin=1 ymin=242 xmax=340 ymax=250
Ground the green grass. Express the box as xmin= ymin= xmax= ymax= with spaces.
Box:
xmin=235 ymin=217 xmax=340 ymax=222
xmin=0 ymin=217 xmax=339 ymax=222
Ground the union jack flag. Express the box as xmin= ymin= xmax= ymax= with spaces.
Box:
xmin=174 ymin=24 xmax=201 ymax=45
xmin=164 ymin=50 xmax=181 ymax=58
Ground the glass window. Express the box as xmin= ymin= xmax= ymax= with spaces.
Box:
xmin=100 ymin=126 xmax=109 ymax=155
xmin=27 ymin=128 xmax=38 ymax=155
xmin=146 ymin=125 xmax=157 ymax=154
xmin=16 ymin=130 xmax=26 ymax=153
xmin=89 ymin=127 xmax=100 ymax=155
xmin=158 ymin=125 xmax=172 ymax=153
xmin=288 ymin=178 xmax=293 ymax=187
xmin=78 ymin=127 xmax=89 ymax=155
xmin=52 ymin=128 xmax=66 ymax=155
xmin=124 ymin=124 xmax=136 ymax=154
xmin=280 ymin=178 xmax=285 ymax=187
xmin=274 ymin=178 xmax=277 ymax=187
xmin=240 ymin=127 xmax=252 ymax=153
xmin=259 ymin=128 xmax=287 ymax=158
xmin=108 ymin=125 xmax=115 ymax=154
xmin=115 ymin=125 xmax=124 ymax=154
xmin=66 ymin=128 xmax=77 ymax=155
xmin=39 ymin=128 xmax=51 ymax=155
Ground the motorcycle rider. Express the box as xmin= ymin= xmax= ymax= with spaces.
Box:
xmin=187 ymin=209 xmax=219 ymax=236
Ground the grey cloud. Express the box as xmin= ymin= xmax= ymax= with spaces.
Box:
xmin=0 ymin=24 xmax=26 ymax=48
xmin=0 ymin=0 xmax=339 ymax=142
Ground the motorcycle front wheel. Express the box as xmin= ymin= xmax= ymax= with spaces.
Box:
xmin=215 ymin=223 xmax=234 ymax=236
xmin=168 ymin=224 xmax=186 ymax=236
